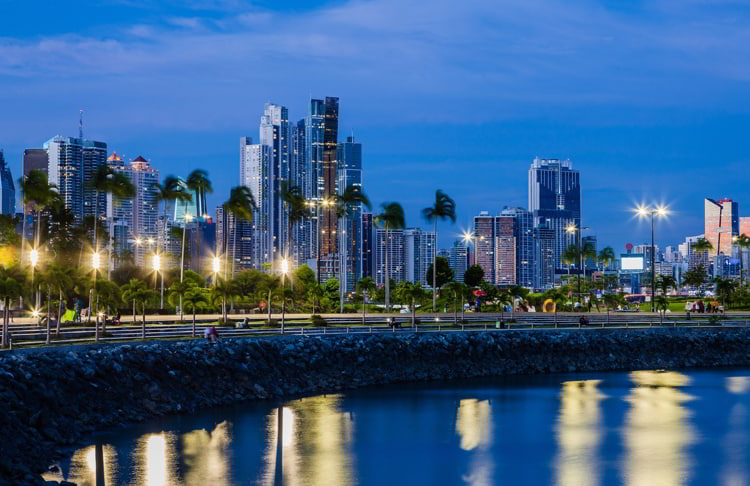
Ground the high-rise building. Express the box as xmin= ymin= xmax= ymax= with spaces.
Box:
xmin=304 ymin=100 xmax=326 ymax=267
xmin=107 ymin=154 xmax=160 ymax=266
xmin=44 ymin=135 xmax=107 ymax=225
xmin=260 ymin=103 xmax=290 ymax=265
xmin=741 ymin=217 xmax=750 ymax=237
xmin=704 ymin=198 xmax=739 ymax=256
xmin=290 ymin=119 xmax=310 ymax=266
xmin=0 ymin=151 xmax=15 ymax=216
xmin=449 ymin=240 xmax=468 ymax=283
xmin=528 ymin=158 xmax=581 ymax=271
xmin=474 ymin=212 xmax=495 ymax=283
xmin=23 ymin=149 xmax=48 ymax=177
xmin=337 ymin=136 xmax=363 ymax=292
xmin=500 ymin=207 xmax=534 ymax=288
xmin=582 ymin=235 xmax=598 ymax=272
xmin=240 ymin=136 xmax=270 ymax=268
xmin=186 ymin=220 xmax=216 ymax=275
xmin=320 ymin=97 xmax=339 ymax=263
xmin=361 ymin=212 xmax=373 ymax=279
xmin=533 ymin=226 xmax=556 ymax=289
xmin=493 ymin=216 xmax=516 ymax=286
xmin=404 ymin=228 xmax=436 ymax=287
xmin=375 ymin=228 xmax=405 ymax=285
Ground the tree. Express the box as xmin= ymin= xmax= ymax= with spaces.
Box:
xmin=691 ymin=238 xmax=714 ymax=276
xmin=88 ymin=164 xmax=136 ymax=257
xmin=736 ymin=234 xmax=750 ymax=283
xmin=94 ymin=278 xmax=121 ymax=335
xmin=210 ymin=277 xmax=234 ymax=324
xmin=153 ymin=175 xmax=190 ymax=279
xmin=170 ymin=284 xmax=208 ymax=337
xmin=168 ymin=280 xmax=194 ymax=322
xmin=598 ymin=246 xmax=616 ymax=271
xmin=307 ymin=282 xmax=324 ymax=315
xmin=223 ymin=186 xmax=256 ymax=279
xmin=443 ymin=281 xmax=468 ymax=325
xmin=0 ymin=214 xmax=19 ymax=248
xmin=334 ymin=184 xmax=372 ymax=312
xmin=374 ymin=202 xmax=406 ymax=312
xmin=563 ymin=244 xmax=579 ymax=275
xmin=425 ymin=256 xmax=453 ymax=295
xmin=422 ymin=190 xmax=456 ymax=311
xmin=0 ymin=265 xmax=26 ymax=347
xmin=655 ymin=275 xmax=677 ymax=297
xmin=18 ymin=169 xmax=58 ymax=267
xmin=714 ymin=277 xmax=737 ymax=308
xmin=403 ymin=282 xmax=428 ymax=327
xmin=181 ymin=170 xmax=211 ymax=286
xmin=683 ymin=264 xmax=708 ymax=289
xmin=464 ymin=265 xmax=485 ymax=287
xmin=356 ymin=277 xmax=377 ymax=325
xmin=281 ymin=182 xmax=311 ymax=268
xmin=41 ymin=264 xmax=75 ymax=338
xmin=121 ymin=279 xmax=151 ymax=328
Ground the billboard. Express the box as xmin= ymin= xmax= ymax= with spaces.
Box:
xmin=621 ymin=255 xmax=644 ymax=271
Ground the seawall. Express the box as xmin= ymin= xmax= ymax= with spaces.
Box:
xmin=2 ymin=327 xmax=750 ymax=485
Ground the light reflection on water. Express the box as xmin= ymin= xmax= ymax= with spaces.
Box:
xmin=45 ymin=370 xmax=750 ymax=485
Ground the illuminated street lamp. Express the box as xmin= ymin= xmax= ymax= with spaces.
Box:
xmin=153 ymin=254 xmax=164 ymax=309
xmin=634 ymin=205 xmax=669 ymax=312
xmin=29 ymin=248 xmax=41 ymax=325
xmin=91 ymin=252 xmax=101 ymax=341
xmin=281 ymin=258 xmax=289 ymax=334
xmin=29 ymin=249 xmax=39 ymax=268
xmin=212 ymin=256 xmax=221 ymax=285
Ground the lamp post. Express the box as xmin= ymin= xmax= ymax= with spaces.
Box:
xmin=565 ymin=224 xmax=590 ymax=309
xmin=212 ymin=255 xmax=222 ymax=318
xmin=92 ymin=252 xmax=101 ymax=341
xmin=635 ymin=205 xmax=669 ymax=312
xmin=153 ymin=254 xmax=163 ymax=309
xmin=29 ymin=249 xmax=40 ymax=324
xmin=281 ymin=258 xmax=289 ymax=334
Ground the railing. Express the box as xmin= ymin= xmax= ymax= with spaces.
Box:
xmin=2 ymin=312 xmax=747 ymax=349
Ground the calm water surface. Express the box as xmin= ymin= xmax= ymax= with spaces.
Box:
xmin=44 ymin=369 xmax=750 ymax=485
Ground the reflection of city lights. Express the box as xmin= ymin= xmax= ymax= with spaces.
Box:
xmin=456 ymin=398 xmax=494 ymax=485
xmin=624 ymin=370 xmax=696 ymax=485
xmin=727 ymin=376 xmax=750 ymax=394
xmin=41 ymin=444 xmax=117 ymax=485
xmin=182 ymin=422 xmax=232 ymax=485
xmin=146 ymin=434 xmax=168 ymax=486
xmin=556 ymin=380 xmax=606 ymax=486
xmin=282 ymin=407 xmax=295 ymax=448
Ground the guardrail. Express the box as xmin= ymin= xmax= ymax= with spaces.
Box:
xmin=3 ymin=313 xmax=746 ymax=349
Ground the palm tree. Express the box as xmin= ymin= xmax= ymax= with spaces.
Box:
xmin=121 ymin=279 xmax=150 ymax=328
xmin=223 ymin=186 xmax=256 ymax=279
xmin=0 ymin=265 xmax=26 ymax=347
xmin=443 ymin=281 xmax=467 ymax=325
xmin=88 ymin=164 xmax=136 ymax=256
xmin=714 ymin=277 xmax=737 ymax=308
xmin=356 ymin=277 xmax=377 ymax=325
xmin=153 ymin=175 xmax=189 ymax=264
xmin=168 ymin=279 xmax=194 ymax=322
xmin=307 ymin=282 xmax=324 ymax=315
xmin=374 ymin=202 xmax=406 ymax=312
xmin=178 ymin=170 xmax=211 ymax=289
xmin=692 ymin=237 xmax=713 ymax=273
xmin=563 ymin=244 xmax=579 ymax=279
xmin=422 ymin=190 xmax=456 ymax=311
xmin=18 ymin=169 xmax=58 ymax=264
xmin=260 ymin=274 xmax=281 ymax=325
xmin=334 ymin=185 xmax=372 ymax=312
xmin=281 ymin=182 xmax=311 ymax=268
xmin=42 ymin=264 xmax=75 ymax=340
xmin=185 ymin=287 xmax=210 ymax=337
xmin=597 ymin=246 xmax=616 ymax=271
xmin=403 ymin=282 xmax=428 ymax=328
xmin=211 ymin=277 xmax=234 ymax=324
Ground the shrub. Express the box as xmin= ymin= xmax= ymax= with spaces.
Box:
xmin=311 ymin=315 xmax=327 ymax=327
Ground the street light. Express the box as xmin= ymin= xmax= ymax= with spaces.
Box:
xmin=281 ymin=258 xmax=289 ymax=334
xmin=212 ymin=256 xmax=221 ymax=275
xmin=92 ymin=252 xmax=101 ymax=340
xmin=565 ymin=224 xmax=590 ymax=309
xmin=634 ymin=204 xmax=669 ymax=312
xmin=153 ymin=253 xmax=164 ymax=309
xmin=29 ymin=248 xmax=41 ymax=325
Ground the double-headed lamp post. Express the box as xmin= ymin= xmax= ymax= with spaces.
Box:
xmin=635 ymin=205 xmax=669 ymax=312
xmin=281 ymin=258 xmax=289 ymax=334
xmin=152 ymin=254 xmax=163 ymax=309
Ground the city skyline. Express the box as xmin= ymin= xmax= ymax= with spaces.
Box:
xmin=2 ymin=0 xmax=750 ymax=252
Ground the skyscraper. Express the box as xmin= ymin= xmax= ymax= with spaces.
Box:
xmin=361 ymin=212 xmax=373 ymax=279
xmin=108 ymin=154 xmax=160 ymax=266
xmin=404 ymin=228 xmax=436 ymax=287
xmin=260 ymin=103 xmax=290 ymax=265
xmin=493 ymin=216 xmax=516 ymax=286
xmin=528 ymin=158 xmax=581 ymax=271
xmin=533 ymin=226 xmax=556 ymax=289
xmin=45 ymin=135 xmax=107 ymax=225
xmin=240 ymin=136 xmax=269 ymax=268
xmin=449 ymin=240 xmax=468 ymax=283
xmin=474 ymin=212 xmax=495 ymax=283
xmin=320 ymin=97 xmax=339 ymax=270
xmin=0 ymin=151 xmax=15 ymax=216
xmin=375 ymin=228 xmax=405 ymax=285
xmin=22 ymin=149 xmax=48 ymax=176
xmin=337 ymin=136 xmax=363 ymax=292
xmin=704 ymin=198 xmax=739 ymax=256
xmin=500 ymin=207 xmax=535 ymax=288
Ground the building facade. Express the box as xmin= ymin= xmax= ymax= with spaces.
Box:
xmin=0 ymin=151 xmax=15 ymax=216
xmin=704 ymin=198 xmax=739 ymax=256
xmin=336 ymin=136 xmax=363 ymax=292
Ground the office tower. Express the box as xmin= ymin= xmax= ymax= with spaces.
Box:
xmin=107 ymin=154 xmax=160 ymax=266
xmin=290 ymin=119 xmax=311 ymax=265
xmin=240 ymin=136 xmax=270 ymax=268
xmin=337 ymin=136 xmax=363 ymax=292
xmin=682 ymin=234 xmax=709 ymax=271
xmin=494 ymin=216 xmax=516 ymax=286
xmin=533 ymin=226 xmax=556 ymax=289
xmin=449 ymin=240 xmax=468 ymax=283
xmin=45 ymin=135 xmax=107 ymax=225
xmin=474 ymin=212 xmax=495 ymax=283
xmin=362 ymin=212 xmax=373 ymax=279
xmin=320 ymin=97 xmax=340 ymax=271
xmin=23 ymin=149 xmax=48 ymax=177
xmin=704 ymin=198 xmax=739 ymax=256
xmin=186 ymin=220 xmax=217 ymax=274
xmin=260 ymin=103 xmax=290 ymax=266
xmin=375 ymin=228 xmax=405 ymax=285
xmin=305 ymin=100 xmax=325 ymax=267
xmin=528 ymin=158 xmax=581 ymax=271
xmin=741 ymin=217 xmax=750 ymax=237
xmin=500 ymin=207 xmax=534 ymax=288
xmin=0 ymin=151 xmax=15 ymax=216
xmin=216 ymin=205 xmax=254 ymax=274
xmin=404 ymin=228 xmax=436 ymax=287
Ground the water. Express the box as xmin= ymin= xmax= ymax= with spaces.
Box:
xmin=44 ymin=369 xmax=750 ymax=485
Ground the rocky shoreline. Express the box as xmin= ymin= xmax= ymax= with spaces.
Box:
xmin=1 ymin=327 xmax=750 ymax=485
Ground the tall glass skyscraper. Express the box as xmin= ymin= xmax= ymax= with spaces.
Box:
xmin=337 ymin=136 xmax=362 ymax=292
xmin=240 ymin=136 xmax=270 ymax=268
xmin=44 ymin=135 xmax=107 ymax=225
xmin=528 ymin=158 xmax=581 ymax=271
xmin=704 ymin=198 xmax=739 ymax=256
xmin=500 ymin=207 xmax=535 ymax=288
xmin=0 ymin=150 xmax=15 ymax=216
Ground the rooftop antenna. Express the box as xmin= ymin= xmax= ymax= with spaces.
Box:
xmin=79 ymin=109 xmax=84 ymax=139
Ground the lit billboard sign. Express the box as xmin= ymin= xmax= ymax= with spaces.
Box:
xmin=621 ymin=255 xmax=644 ymax=271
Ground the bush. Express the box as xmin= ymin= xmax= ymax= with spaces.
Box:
xmin=311 ymin=315 xmax=327 ymax=327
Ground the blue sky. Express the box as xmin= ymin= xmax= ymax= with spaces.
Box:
xmin=2 ymin=0 xmax=750 ymax=251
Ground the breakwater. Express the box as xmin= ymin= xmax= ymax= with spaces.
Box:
xmin=2 ymin=327 xmax=750 ymax=485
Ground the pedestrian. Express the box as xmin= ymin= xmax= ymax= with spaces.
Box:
xmin=74 ymin=297 xmax=81 ymax=323
xmin=209 ymin=326 xmax=219 ymax=343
